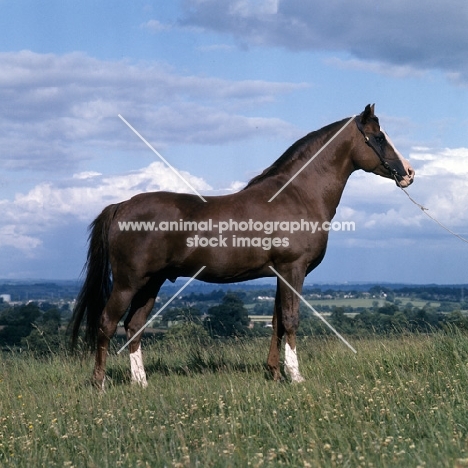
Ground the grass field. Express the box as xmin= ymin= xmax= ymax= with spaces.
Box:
xmin=2 ymin=332 xmax=468 ymax=467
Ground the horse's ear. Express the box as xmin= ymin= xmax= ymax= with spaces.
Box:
xmin=361 ymin=103 xmax=375 ymax=123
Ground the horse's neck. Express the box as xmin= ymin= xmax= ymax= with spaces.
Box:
xmin=278 ymin=136 xmax=354 ymax=220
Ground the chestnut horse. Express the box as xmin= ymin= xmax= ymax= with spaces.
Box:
xmin=70 ymin=104 xmax=414 ymax=388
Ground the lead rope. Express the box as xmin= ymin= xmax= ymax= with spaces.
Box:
xmin=394 ymin=174 xmax=468 ymax=244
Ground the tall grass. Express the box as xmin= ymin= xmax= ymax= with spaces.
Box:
xmin=1 ymin=332 xmax=468 ymax=467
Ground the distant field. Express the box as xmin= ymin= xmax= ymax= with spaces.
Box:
xmin=306 ymin=296 xmax=441 ymax=309
xmin=2 ymin=332 xmax=468 ymax=467
xmin=247 ymin=296 xmax=442 ymax=312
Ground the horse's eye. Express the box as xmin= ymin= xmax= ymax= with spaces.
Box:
xmin=375 ymin=134 xmax=386 ymax=145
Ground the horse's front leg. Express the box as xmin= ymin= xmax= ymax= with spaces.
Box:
xmin=125 ymin=303 xmax=153 ymax=388
xmin=276 ymin=266 xmax=305 ymax=383
xmin=124 ymin=279 xmax=163 ymax=387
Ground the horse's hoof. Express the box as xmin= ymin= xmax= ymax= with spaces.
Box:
xmin=91 ymin=376 xmax=106 ymax=391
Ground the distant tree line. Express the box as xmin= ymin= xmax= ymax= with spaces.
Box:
xmin=0 ymin=293 xmax=252 ymax=355
xmin=299 ymin=304 xmax=468 ymax=336
xmin=1 ymin=292 xmax=468 ymax=356
xmin=161 ymin=293 xmax=250 ymax=340
xmin=0 ymin=302 xmax=64 ymax=354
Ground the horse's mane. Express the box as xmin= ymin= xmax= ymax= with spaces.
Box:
xmin=243 ymin=118 xmax=349 ymax=189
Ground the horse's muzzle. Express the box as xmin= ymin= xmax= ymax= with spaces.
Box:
xmin=397 ymin=166 xmax=415 ymax=188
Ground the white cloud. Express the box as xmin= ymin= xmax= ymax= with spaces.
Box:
xmin=326 ymin=57 xmax=427 ymax=80
xmin=0 ymin=161 xmax=213 ymax=252
xmin=10 ymin=162 xmax=210 ymax=221
xmin=0 ymin=225 xmax=42 ymax=254
xmin=180 ymin=0 xmax=468 ymax=83
xmin=0 ymin=50 xmax=306 ymax=172
xmin=336 ymin=146 xmax=468 ymax=241
xmin=403 ymin=147 xmax=468 ymax=229
xmin=196 ymin=44 xmax=235 ymax=53
xmin=0 ymin=50 xmax=309 ymax=260
xmin=141 ymin=19 xmax=172 ymax=33
xmin=228 ymin=0 xmax=278 ymax=17
xmin=73 ymin=171 xmax=102 ymax=180
xmin=412 ymin=147 xmax=468 ymax=177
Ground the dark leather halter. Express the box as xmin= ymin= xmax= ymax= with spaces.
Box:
xmin=354 ymin=116 xmax=402 ymax=178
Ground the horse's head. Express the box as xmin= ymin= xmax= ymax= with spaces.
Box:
xmin=354 ymin=104 xmax=414 ymax=188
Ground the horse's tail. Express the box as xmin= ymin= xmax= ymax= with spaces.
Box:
xmin=69 ymin=203 xmax=120 ymax=351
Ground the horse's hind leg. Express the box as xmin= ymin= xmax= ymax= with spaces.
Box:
xmin=267 ymin=283 xmax=285 ymax=381
xmin=124 ymin=277 xmax=165 ymax=387
xmin=93 ymin=285 xmax=134 ymax=390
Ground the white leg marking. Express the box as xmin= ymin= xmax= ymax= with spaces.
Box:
xmin=284 ymin=342 xmax=305 ymax=383
xmin=130 ymin=345 xmax=148 ymax=388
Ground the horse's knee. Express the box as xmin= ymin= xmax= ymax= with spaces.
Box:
xmin=125 ymin=318 xmax=145 ymax=354
xmin=282 ymin=313 xmax=299 ymax=336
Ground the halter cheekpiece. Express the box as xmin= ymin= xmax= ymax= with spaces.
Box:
xmin=354 ymin=116 xmax=401 ymax=178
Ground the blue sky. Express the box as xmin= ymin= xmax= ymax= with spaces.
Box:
xmin=1 ymin=0 xmax=468 ymax=283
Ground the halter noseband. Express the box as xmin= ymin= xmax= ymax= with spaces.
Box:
xmin=354 ymin=116 xmax=401 ymax=178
